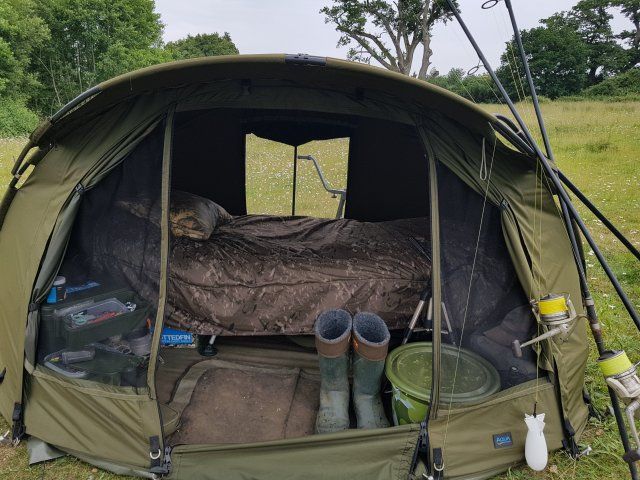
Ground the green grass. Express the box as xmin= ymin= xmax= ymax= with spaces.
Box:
xmin=1 ymin=100 xmax=639 ymax=479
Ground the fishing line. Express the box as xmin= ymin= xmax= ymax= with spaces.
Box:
xmin=440 ymin=125 xmax=498 ymax=457
xmin=488 ymin=4 xmax=538 ymax=130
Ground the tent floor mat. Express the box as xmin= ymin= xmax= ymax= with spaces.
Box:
xmin=166 ymin=356 xmax=320 ymax=445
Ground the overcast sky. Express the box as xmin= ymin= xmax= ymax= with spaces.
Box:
xmin=155 ymin=0 xmax=628 ymax=74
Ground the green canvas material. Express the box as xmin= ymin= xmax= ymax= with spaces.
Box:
xmin=168 ymin=424 xmax=420 ymax=480
xmin=0 ymin=55 xmax=589 ymax=478
xmin=24 ymin=368 xmax=162 ymax=468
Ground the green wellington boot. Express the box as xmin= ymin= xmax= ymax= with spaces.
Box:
xmin=314 ymin=309 xmax=352 ymax=434
xmin=352 ymin=312 xmax=391 ymax=429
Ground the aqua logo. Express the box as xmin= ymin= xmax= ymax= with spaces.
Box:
xmin=493 ymin=432 xmax=513 ymax=449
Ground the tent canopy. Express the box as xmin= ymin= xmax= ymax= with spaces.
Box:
xmin=0 ymin=54 xmax=589 ymax=480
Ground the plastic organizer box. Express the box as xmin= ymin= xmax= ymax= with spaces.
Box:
xmin=37 ymin=285 xmax=151 ymax=361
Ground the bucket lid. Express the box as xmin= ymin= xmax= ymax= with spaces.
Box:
xmin=385 ymin=342 xmax=500 ymax=404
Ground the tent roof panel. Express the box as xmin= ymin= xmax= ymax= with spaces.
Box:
xmin=47 ymin=54 xmax=503 ymax=141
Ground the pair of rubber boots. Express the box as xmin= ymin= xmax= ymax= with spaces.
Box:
xmin=314 ymin=309 xmax=390 ymax=433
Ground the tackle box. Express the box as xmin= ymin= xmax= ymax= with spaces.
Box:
xmin=37 ymin=285 xmax=152 ymax=361
xmin=44 ymin=344 xmax=148 ymax=387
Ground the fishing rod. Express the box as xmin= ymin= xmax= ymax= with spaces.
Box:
xmin=443 ymin=0 xmax=640 ymax=334
xmin=446 ymin=0 xmax=640 ymax=475
xmin=557 ymin=170 xmax=640 ymax=263
xmin=500 ymin=1 xmax=640 ymax=474
xmin=501 ymin=0 xmax=640 ymax=265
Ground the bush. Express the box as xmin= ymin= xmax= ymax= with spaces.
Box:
xmin=582 ymin=69 xmax=640 ymax=97
xmin=0 ymin=96 xmax=39 ymax=137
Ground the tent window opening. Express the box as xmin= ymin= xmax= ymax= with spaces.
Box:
xmin=245 ymin=134 xmax=349 ymax=219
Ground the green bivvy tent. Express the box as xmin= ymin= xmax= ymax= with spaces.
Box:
xmin=0 ymin=54 xmax=591 ymax=479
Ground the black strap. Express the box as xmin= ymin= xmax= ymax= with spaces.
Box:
xmin=11 ymin=403 xmax=25 ymax=444
xmin=432 ymin=447 xmax=444 ymax=480
xmin=0 ymin=367 xmax=5 ymax=385
xmin=409 ymin=421 xmax=429 ymax=477
xmin=561 ymin=419 xmax=581 ymax=458
xmin=149 ymin=435 xmax=162 ymax=471
xmin=583 ymin=389 xmax=604 ymax=420
xmin=553 ymin=362 xmax=581 ymax=458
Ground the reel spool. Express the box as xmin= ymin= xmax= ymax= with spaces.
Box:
xmin=598 ymin=350 xmax=640 ymax=463
xmin=512 ymin=294 xmax=577 ymax=358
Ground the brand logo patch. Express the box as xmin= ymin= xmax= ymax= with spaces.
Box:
xmin=493 ymin=432 xmax=513 ymax=449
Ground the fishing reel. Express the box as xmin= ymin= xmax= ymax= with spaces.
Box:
xmin=598 ymin=350 xmax=640 ymax=463
xmin=512 ymin=294 xmax=578 ymax=358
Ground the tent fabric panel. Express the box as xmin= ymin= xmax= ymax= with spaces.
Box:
xmin=24 ymin=369 xmax=161 ymax=469
xmin=420 ymin=116 xmax=588 ymax=435
xmin=428 ymin=380 xmax=563 ymax=478
xmin=59 ymin=55 xmax=498 ymax=141
xmin=172 ymin=109 xmax=247 ymax=215
xmin=175 ymin=80 xmax=416 ymax=126
xmin=0 ymin=94 xmax=169 ymax=427
xmin=168 ymin=424 xmax=419 ymax=480
xmin=345 ymin=117 xmax=429 ymax=222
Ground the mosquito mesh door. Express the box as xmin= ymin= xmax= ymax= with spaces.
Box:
xmin=35 ymin=126 xmax=164 ymax=388
xmin=437 ymin=162 xmax=540 ymax=396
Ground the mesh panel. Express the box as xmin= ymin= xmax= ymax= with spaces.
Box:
xmin=36 ymin=127 xmax=164 ymax=388
xmin=437 ymin=163 xmax=540 ymax=391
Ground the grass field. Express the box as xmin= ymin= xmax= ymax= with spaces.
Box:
xmin=0 ymin=100 xmax=639 ymax=479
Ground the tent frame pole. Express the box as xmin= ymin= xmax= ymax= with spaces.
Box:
xmin=446 ymin=1 xmax=639 ymax=476
xmin=292 ymin=146 xmax=298 ymax=216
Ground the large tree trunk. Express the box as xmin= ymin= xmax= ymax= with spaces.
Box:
xmin=418 ymin=33 xmax=432 ymax=79
xmin=417 ymin=0 xmax=433 ymax=80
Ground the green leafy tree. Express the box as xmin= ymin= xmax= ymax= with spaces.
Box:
xmin=0 ymin=0 xmax=49 ymax=98
xmin=611 ymin=0 xmax=640 ymax=67
xmin=96 ymin=43 xmax=173 ymax=80
xmin=582 ymin=66 xmax=640 ymax=96
xmin=166 ymin=33 xmax=239 ymax=60
xmin=567 ymin=0 xmax=627 ymax=83
xmin=496 ymin=22 xmax=590 ymax=99
xmin=30 ymin=0 xmax=164 ymax=112
xmin=428 ymin=68 xmax=498 ymax=103
xmin=321 ymin=0 xmax=458 ymax=79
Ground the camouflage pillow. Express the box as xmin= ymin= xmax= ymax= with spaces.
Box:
xmin=169 ymin=190 xmax=232 ymax=240
xmin=116 ymin=191 xmax=231 ymax=241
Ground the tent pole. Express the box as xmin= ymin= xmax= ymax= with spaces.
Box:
xmin=292 ymin=145 xmax=298 ymax=216
xmin=444 ymin=0 xmax=640 ymax=333
xmin=558 ymin=170 xmax=640 ymax=262
xmin=446 ymin=1 xmax=640 ymax=475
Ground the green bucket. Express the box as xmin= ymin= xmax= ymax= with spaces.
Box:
xmin=385 ymin=342 xmax=501 ymax=425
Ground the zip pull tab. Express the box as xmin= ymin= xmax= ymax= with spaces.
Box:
xmin=479 ymin=137 xmax=488 ymax=181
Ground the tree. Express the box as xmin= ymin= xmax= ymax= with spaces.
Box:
xmin=321 ymin=0 xmax=457 ymax=79
xmin=0 ymin=0 xmax=49 ymax=99
xmin=96 ymin=43 xmax=173 ymax=80
xmin=166 ymin=33 xmax=239 ymax=60
xmin=428 ymin=68 xmax=498 ymax=103
xmin=30 ymin=0 xmax=164 ymax=112
xmin=496 ymin=22 xmax=590 ymax=99
xmin=567 ymin=0 xmax=627 ymax=83
xmin=611 ymin=0 xmax=640 ymax=67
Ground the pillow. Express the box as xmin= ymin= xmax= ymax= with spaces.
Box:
xmin=170 ymin=190 xmax=232 ymax=240
xmin=116 ymin=191 xmax=232 ymax=241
